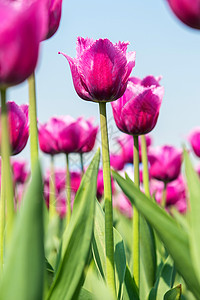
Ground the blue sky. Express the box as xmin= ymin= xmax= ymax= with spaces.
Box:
xmin=8 ymin=0 xmax=200 ymax=168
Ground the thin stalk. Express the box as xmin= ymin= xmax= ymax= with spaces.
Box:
xmin=0 ymin=89 xmax=14 ymax=247
xmin=133 ymin=135 xmax=140 ymax=289
xmin=141 ymin=135 xmax=150 ymax=197
xmin=99 ymin=102 xmax=116 ymax=295
xmin=28 ymin=72 xmax=39 ymax=172
xmin=49 ymin=155 xmax=57 ymax=219
xmin=66 ymin=154 xmax=71 ymax=225
xmin=161 ymin=182 xmax=167 ymax=208
xmin=80 ymin=153 xmax=84 ymax=176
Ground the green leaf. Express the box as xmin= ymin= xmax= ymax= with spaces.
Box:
xmin=164 ymin=285 xmax=181 ymax=300
xmin=0 ymin=162 xmax=44 ymax=300
xmin=46 ymin=149 xmax=100 ymax=300
xmin=184 ymin=150 xmax=200 ymax=282
xmin=112 ymin=171 xmax=200 ymax=299
xmin=123 ymin=265 xmax=139 ymax=300
xmin=78 ymin=288 xmax=94 ymax=300
xmin=140 ymin=216 xmax=156 ymax=300
xmin=92 ymin=200 xmax=126 ymax=299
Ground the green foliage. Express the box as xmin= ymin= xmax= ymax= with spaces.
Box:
xmin=46 ymin=149 xmax=100 ymax=300
xmin=164 ymin=285 xmax=181 ymax=300
xmin=0 ymin=162 xmax=44 ymax=300
xmin=112 ymin=170 xmax=200 ymax=299
xmin=92 ymin=200 xmax=126 ymax=299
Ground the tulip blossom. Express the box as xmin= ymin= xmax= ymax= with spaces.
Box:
xmin=188 ymin=128 xmax=200 ymax=157
xmin=0 ymin=0 xmax=48 ymax=88
xmin=148 ymin=145 xmax=182 ymax=183
xmin=11 ymin=159 xmax=29 ymax=185
xmin=116 ymin=134 xmax=152 ymax=164
xmin=45 ymin=0 xmax=63 ymax=40
xmin=0 ymin=102 xmax=29 ymax=155
xmin=150 ymin=176 xmax=187 ymax=213
xmin=111 ymin=76 xmax=164 ymax=136
xmin=39 ymin=116 xmax=98 ymax=155
xmin=167 ymin=0 xmax=200 ymax=29
xmin=110 ymin=153 xmax=125 ymax=171
xmin=97 ymin=169 xmax=115 ymax=200
xmin=59 ymin=37 xmax=136 ymax=102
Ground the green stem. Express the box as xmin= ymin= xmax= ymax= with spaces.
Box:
xmin=80 ymin=153 xmax=84 ymax=176
xmin=141 ymin=135 xmax=150 ymax=197
xmin=66 ymin=154 xmax=71 ymax=225
xmin=161 ymin=182 xmax=167 ymax=208
xmin=49 ymin=155 xmax=57 ymax=219
xmin=99 ymin=102 xmax=115 ymax=295
xmin=133 ymin=135 xmax=140 ymax=289
xmin=28 ymin=72 xmax=39 ymax=172
xmin=0 ymin=89 xmax=14 ymax=248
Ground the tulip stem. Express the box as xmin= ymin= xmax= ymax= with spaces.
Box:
xmin=28 ymin=72 xmax=39 ymax=172
xmin=99 ymin=102 xmax=116 ymax=295
xmin=49 ymin=156 xmax=57 ymax=219
xmin=141 ymin=135 xmax=150 ymax=197
xmin=80 ymin=153 xmax=84 ymax=176
xmin=0 ymin=89 xmax=14 ymax=252
xmin=161 ymin=182 xmax=167 ymax=208
xmin=66 ymin=154 xmax=71 ymax=225
xmin=133 ymin=135 xmax=140 ymax=289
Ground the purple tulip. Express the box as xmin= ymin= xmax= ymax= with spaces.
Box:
xmin=150 ymin=176 xmax=187 ymax=213
xmin=110 ymin=153 xmax=125 ymax=171
xmin=39 ymin=116 xmax=98 ymax=155
xmin=0 ymin=0 xmax=48 ymax=87
xmin=45 ymin=0 xmax=63 ymax=40
xmin=97 ymin=169 xmax=115 ymax=200
xmin=111 ymin=75 xmax=164 ymax=136
xmin=148 ymin=145 xmax=182 ymax=183
xmin=188 ymin=128 xmax=200 ymax=157
xmin=167 ymin=0 xmax=200 ymax=29
xmin=116 ymin=133 xmax=152 ymax=164
xmin=59 ymin=37 xmax=136 ymax=102
xmin=11 ymin=159 xmax=29 ymax=185
xmin=0 ymin=101 xmax=29 ymax=155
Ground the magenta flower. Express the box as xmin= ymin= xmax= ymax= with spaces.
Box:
xmin=45 ymin=0 xmax=63 ymax=40
xmin=97 ymin=169 xmax=115 ymax=200
xmin=11 ymin=159 xmax=29 ymax=185
xmin=111 ymin=75 xmax=164 ymax=135
xmin=59 ymin=37 xmax=136 ymax=102
xmin=148 ymin=145 xmax=182 ymax=183
xmin=150 ymin=176 xmax=187 ymax=213
xmin=0 ymin=0 xmax=48 ymax=87
xmin=0 ymin=102 xmax=29 ymax=155
xmin=39 ymin=116 xmax=98 ymax=155
xmin=110 ymin=153 xmax=125 ymax=171
xmin=167 ymin=0 xmax=200 ymax=29
xmin=116 ymin=133 xmax=152 ymax=164
xmin=188 ymin=128 xmax=200 ymax=157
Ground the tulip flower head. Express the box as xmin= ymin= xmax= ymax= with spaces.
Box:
xmin=0 ymin=0 xmax=48 ymax=88
xmin=148 ymin=145 xmax=182 ymax=183
xmin=11 ymin=159 xmax=29 ymax=185
xmin=111 ymin=75 xmax=164 ymax=136
xmin=167 ymin=0 xmax=200 ymax=29
xmin=150 ymin=176 xmax=187 ymax=213
xmin=188 ymin=128 xmax=200 ymax=157
xmin=0 ymin=101 xmax=29 ymax=155
xmin=45 ymin=0 xmax=63 ymax=40
xmin=39 ymin=116 xmax=98 ymax=155
xmin=59 ymin=37 xmax=136 ymax=102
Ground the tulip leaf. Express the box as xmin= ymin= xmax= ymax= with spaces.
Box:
xmin=164 ymin=285 xmax=182 ymax=300
xmin=78 ymin=288 xmax=94 ymax=300
xmin=0 ymin=162 xmax=44 ymax=300
xmin=112 ymin=170 xmax=200 ymax=299
xmin=46 ymin=149 xmax=100 ymax=300
xmin=184 ymin=150 xmax=200 ymax=282
xmin=92 ymin=200 xmax=126 ymax=299
xmin=140 ymin=216 xmax=157 ymax=300
xmin=123 ymin=265 xmax=139 ymax=300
